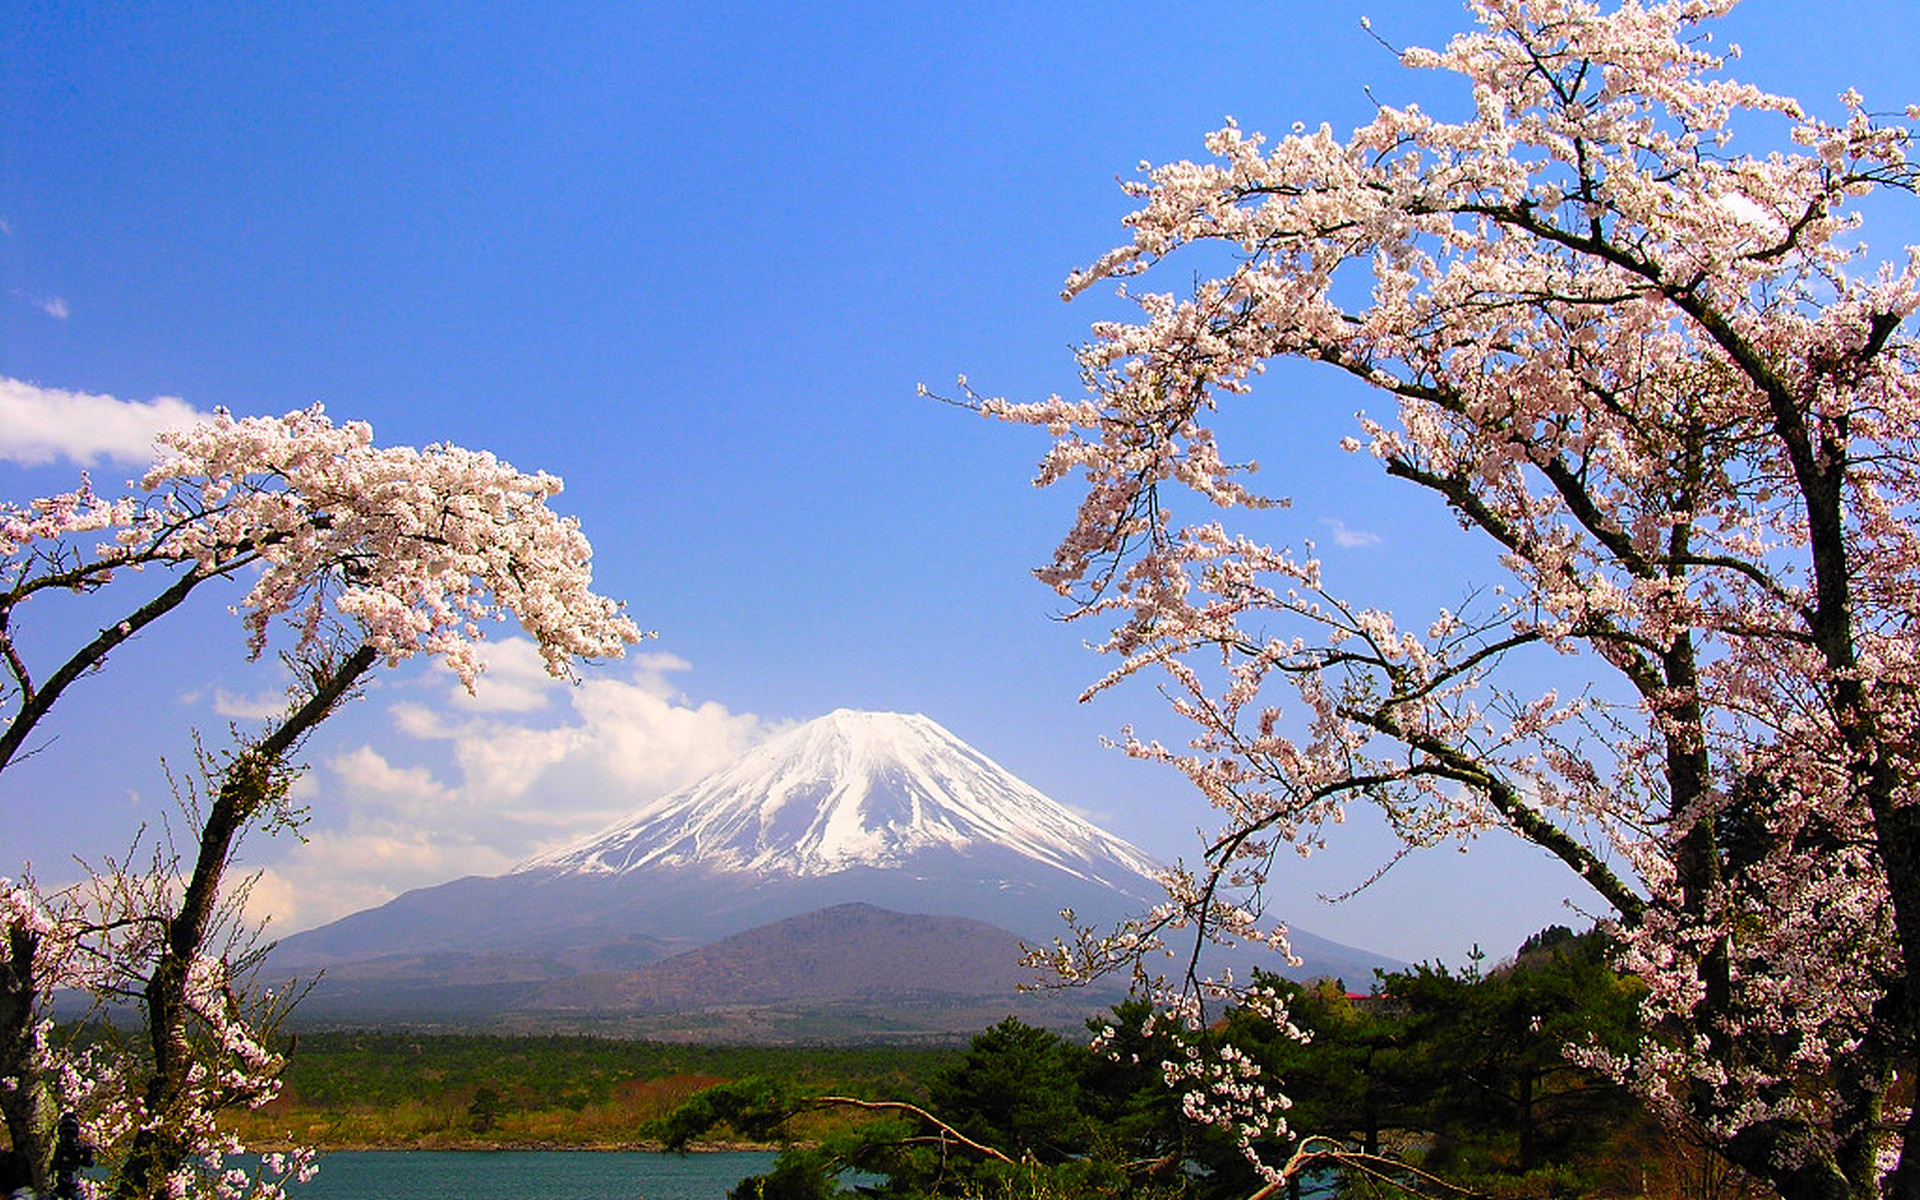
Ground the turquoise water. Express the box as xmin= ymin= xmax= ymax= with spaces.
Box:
xmin=283 ymin=1150 xmax=779 ymax=1199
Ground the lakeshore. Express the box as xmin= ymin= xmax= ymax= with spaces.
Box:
xmin=282 ymin=1149 xmax=781 ymax=1200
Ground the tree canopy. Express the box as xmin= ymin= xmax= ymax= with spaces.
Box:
xmin=661 ymin=939 xmax=1659 ymax=1200
xmin=1 ymin=407 xmax=640 ymax=1197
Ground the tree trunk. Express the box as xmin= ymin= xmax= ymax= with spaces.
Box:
xmin=1516 ymin=1070 xmax=1534 ymax=1173
xmin=0 ymin=923 xmax=57 ymax=1196
xmin=1722 ymin=1121 xmax=1864 ymax=1200
xmin=114 ymin=644 xmax=376 ymax=1198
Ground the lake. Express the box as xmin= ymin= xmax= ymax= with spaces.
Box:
xmin=282 ymin=1150 xmax=779 ymax=1200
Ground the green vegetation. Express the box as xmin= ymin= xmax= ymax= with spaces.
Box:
xmin=220 ymin=929 xmax=1758 ymax=1199
xmin=661 ymin=929 xmax=1738 ymax=1200
xmin=222 ymin=1033 xmax=959 ymax=1150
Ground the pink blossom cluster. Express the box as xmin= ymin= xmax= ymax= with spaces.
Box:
xmin=1091 ymin=978 xmax=1301 ymax=1180
xmin=138 ymin=406 xmax=644 ymax=683
xmin=2 ymin=405 xmax=643 ymax=709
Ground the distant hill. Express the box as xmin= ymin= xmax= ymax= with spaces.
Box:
xmin=519 ymin=903 xmax=1038 ymax=1010
xmin=501 ymin=902 xmax=1128 ymax=1041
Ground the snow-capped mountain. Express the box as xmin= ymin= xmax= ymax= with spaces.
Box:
xmin=273 ymin=709 xmax=1172 ymax=977
xmin=268 ymin=709 xmax=1403 ymax=1032
xmin=519 ymin=709 xmax=1162 ymax=890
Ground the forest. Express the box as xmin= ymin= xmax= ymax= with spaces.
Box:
xmin=217 ymin=1034 xmax=957 ymax=1151
xmin=654 ymin=927 xmax=1702 ymax=1200
xmin=215 ymin=926 xmax=1726 ymax=1200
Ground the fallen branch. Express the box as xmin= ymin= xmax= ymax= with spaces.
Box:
xmin=1248 ymin=1136 xmax=1487 ymax=1200
xmin=810 ymin=1096 xmax=1015 ymax=1164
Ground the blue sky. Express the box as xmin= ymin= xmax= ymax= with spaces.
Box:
xmin=3 ymin=0 xmax=1916 ymax=965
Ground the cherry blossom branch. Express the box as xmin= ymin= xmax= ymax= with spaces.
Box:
xmin=975 ymin=1 xmax=1920 ymax=1190
xmin=4 ymin=405 xmax=645 ymax=1197
xmin=0 ymin=566 xmax=214 ymax=773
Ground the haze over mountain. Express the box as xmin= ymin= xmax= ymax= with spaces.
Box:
xmin=270 ymin=710 xmax=1401 ymax=1034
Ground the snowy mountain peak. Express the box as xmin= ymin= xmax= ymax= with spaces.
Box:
xmin=517 ymin=709 xmax=1163 ymax=888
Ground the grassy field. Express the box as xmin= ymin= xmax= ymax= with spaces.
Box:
xmin=223 ymin=1032 xmax=959 ymax=1150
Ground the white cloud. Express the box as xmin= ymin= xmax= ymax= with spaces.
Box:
xmin=444 ymin=636 xmax=559 ymax=713
xmin=35 ymin=297 xmax=69 ymax=321
xmin=245 ymin=643 xmax=778 ymax=931
xmin=0 ymin=377 xmax=211 ymax=466
xmin=1324 ymin=517 xmax=1383 ymax=548
xmin=405 ymin=643 xmax=768 ymax=810
xmin=1719 ymin=192 xmax=1787 ymax=241
xmin=211 ymin=688 xmax=288 ymax=721
xmin=449 ymin=720 xmax=588 ymax=805
xmin=241 ymin=749 xmax=514 ymax=931
xmin=565 ymin=664 xmax=768 ymax=798
xmin=327 ymin=745 xmax=453 ymax=817
xmin=243 ymin=828 xmax=515 ymax=933
xmin=192 ymin=661 xmax=307 ymax=721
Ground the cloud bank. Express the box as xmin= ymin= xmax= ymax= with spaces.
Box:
xmin=245 ymin=643 xmax=781 ymax=932
xmin=0 ymin=377 xmax=211 ymax=466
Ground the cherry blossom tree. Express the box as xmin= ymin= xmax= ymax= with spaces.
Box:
xmin=1 ymin=406 xmax=643 ymax=1196
xmin=978 ymin=2 xmax=1920 ymax=1197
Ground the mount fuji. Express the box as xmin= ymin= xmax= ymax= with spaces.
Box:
xmin=268 ymin=710 xmax=1399 ymax=1033
xmin=521 ymin=708 xmax=1163 ymax=895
